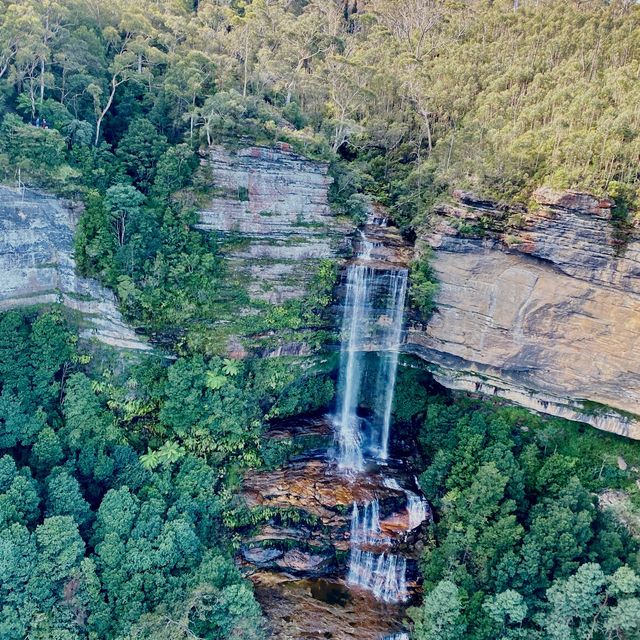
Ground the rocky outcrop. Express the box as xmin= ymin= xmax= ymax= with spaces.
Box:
xmin=198 ymin=144 xmax=352 ymax=303
xmin=253 ymin=572 xmax=407 ymax=640
xmin=0 ymin=186 xmax=148 ymax=350
xmin=407 ymin=188 xmax=640 ymax=438
xmin=239 ymin=415 xmax=422 ymax=638
xmin=240 ymin=417 xmax=422 ymax=569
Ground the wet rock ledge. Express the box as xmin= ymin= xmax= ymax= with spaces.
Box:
xmin=237 ymin=416 xmax=427 ymax=638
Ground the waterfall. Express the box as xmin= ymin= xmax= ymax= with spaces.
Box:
xmin=347 ymin=548 xmax=407 ymax=604
xmin=334 ymin=222 xmax=412 ymax=605
xmin=407 ymin=492 xmax=429 ymax=529
xmin=348 ymin=500 xmax=407 ymax=603
xmin=383 ymin=477 xmax=429 ymax=531
xmin=370 ymin=271 xmax=407 ymax=460
xmin=333 ymin=239 xmax=408 ymax=470
xmin=334 ymin=264 xmax=371 ymax=472
xmin=350 ymin=500 xmax=388 ymax=545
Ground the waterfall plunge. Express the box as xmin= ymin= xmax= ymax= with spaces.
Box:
xmin=334 ymin=225 xmax=411 ymax=604
xmin=407 ymin=492 xmax=429 ymax=529
xmin=333 ymin=251 xmax=408 ymax=471
xmin=348 ymin=500 xmax=408 ymax=603
xmin=350 ymin=500 xmax=387 ymax=545
xmin=384 ymin=477 xmax=430 ymax=531
xmin=347 ymin=549 xmax=407 ymax=604
xmin=371 ymin=270 xmax=407 ymax=461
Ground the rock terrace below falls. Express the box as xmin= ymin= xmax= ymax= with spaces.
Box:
xmin=238 ymin=415 xmax=427 ymax=635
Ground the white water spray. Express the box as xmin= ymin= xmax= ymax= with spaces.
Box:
xmin=348 ymin=547 xmax=408 ymax=604
xmin=383 ymin=477 xmax=430 ymax=531
xmin=370 ymin=272 xmax=407 ymax=460
xmin=407 ymin=492 xmax=429 ymax=529
xmin=350 ymin=500 xmax=386 ymax=544
xmin=348 ymin=500 xmax=407 ymax=603
xmin=334 ymin=264 xmax=371 ymax=472
xmin=333 ymin=239 xmax=408 ymax=470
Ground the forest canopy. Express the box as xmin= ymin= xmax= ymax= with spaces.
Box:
xmin=0 ymin=0 xmax=638 ymax=226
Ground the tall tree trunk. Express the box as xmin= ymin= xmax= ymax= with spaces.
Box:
xmin=242 ymin=29 xmax=249 ymax=98
xmin=95 ymin=77 xmax=119 ymax=145
xmin=39 ymin=58 xmax=45 ymax=106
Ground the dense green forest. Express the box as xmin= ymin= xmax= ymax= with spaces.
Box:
xmin=395 ymin=370 xmax=640 ymax=639
xmin=1 ymin=0 xmax=640 ymax=639
xmin=0 ymin=307 xmax=337 ymax=639
xmin=1 ymin=0 xmax=639 ymax=224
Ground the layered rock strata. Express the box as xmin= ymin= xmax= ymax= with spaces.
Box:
xmin=407 ymin=188 xmax=640 ymax=438
xmin=239 ymin=418 xmax=424 ymax=576
xmin=198 ymin=144 xmax=352 ymax=303
xmin=238 ymin=415 xmax=425 ymax=638
xmin=0 ymin=185 xmax=148 ymax=350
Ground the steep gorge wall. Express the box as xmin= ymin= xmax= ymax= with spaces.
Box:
xmin=198 ymin=144 xmax=352 ymax=304
xmin=0 ymin=145 xmax=351 ymax=356
xmin=406 ymin=189 xmax=640 ymax=438
xmin=4 ymin=149 xmax=637 ymax=441
xmin=0 ymin=186 xmax=149 ymax=350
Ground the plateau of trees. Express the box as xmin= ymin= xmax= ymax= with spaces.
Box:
xmin=1 ymin=0 xmax=637 ymax=338
xmin=0 ymin=0 xmax=638 ymax=226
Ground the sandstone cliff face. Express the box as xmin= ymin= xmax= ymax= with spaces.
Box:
xmin=407 ymin=188 xmax=640 ymax=438
xmin=198 ymin=144 xmax=352 ymax=303
xmin=0 ymin=185 xmax=148 ymax=350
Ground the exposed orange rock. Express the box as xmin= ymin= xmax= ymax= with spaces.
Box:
xmin=409 ymin=187 xmax=640 ymax=439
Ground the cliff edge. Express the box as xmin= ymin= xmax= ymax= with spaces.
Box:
xmin=407 ymin=188 xmax=640 ymax=438
xmin=0 ymin=185 xmax=148 ymax=350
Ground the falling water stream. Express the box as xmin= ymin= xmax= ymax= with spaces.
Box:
xmin=331 ymin=222 xmax=422 ymax=607
xmin=348 ymin=500 xmax=407 ymax=603
xmin=334 ymin=238 xmax=408 ymax=470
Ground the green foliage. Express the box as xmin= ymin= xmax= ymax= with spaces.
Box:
xmin=409 ymin=250 xmax=439 ymax=319
xmin=409 ymin=579 xmax=467 ymax=640
xmin=74 ymin=190 xmax=117 ymax=284
xmin=328 ymin=160 xmax=373 ymax=223
xmin=44 ymin=467 xmax=92 ymax=529
xmin=158 ymin=355 xmax=262 ymax=465
xmin=0 ymin=113 xmax=77 ymax=189
xmin=115 ymin=118 xmax=168 ymax=193
xmin=411 ymin=395 xmax=640 ymax=639
xmin=104 ymin=183 xmax=145 ymax=247
xmin=542 ymin=563 xmax=640 ymax=640
xmin=392 ymin=363 xmax=436 ymax=426
xmin=151 ymin=144 xmax=198 ymax=200
xmin=259 ymin=259 xmax=338 ymax=336
xmin=0 ymin=309 xmax=266 ymax=639
xmin=139 ymin=441 xmax=186 ymax=471
xmin=0 ymin=0 xmax=637 ymax=230
xmin=0 ymin=309 xmax=75 ymax=448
